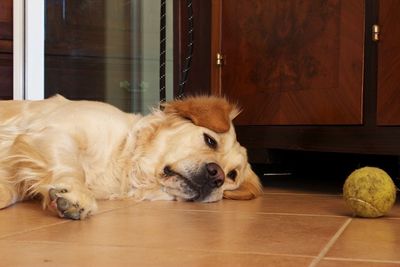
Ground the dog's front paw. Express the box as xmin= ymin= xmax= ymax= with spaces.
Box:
xmin=49 ymin=186 xmax=97 ymax=220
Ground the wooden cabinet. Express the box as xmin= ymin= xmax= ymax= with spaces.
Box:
xmin=0 ymin=0 xmax=13 ymax=100
xmin=219 ymin=0 xmax=364 ymax=125
xmin=377 ymin=0 xmax=400 ymax=125
xmin=0 ymin=0 xmax=12 ymax=42
xmin=176 ymin=0 xmax=400 ymax=155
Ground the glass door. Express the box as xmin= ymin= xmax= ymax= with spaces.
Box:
xmin=18 ymin=0 xmax=174 ymax=113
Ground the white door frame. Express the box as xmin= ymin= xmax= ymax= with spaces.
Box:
xmin=13 ymin=0 xmax=45 ymax=100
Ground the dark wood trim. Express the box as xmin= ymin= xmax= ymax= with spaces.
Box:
xmin=210 ymin=0 xmax=221 ymax=95
xmin=0 ymin=52 xmax=13 ymax=100
xmin=173 ymin=0 xmax=212 ymax=97
xmin=0 ymin=0 xmax=13 ymax=99
xmin=376 ymin=0 xmax=400 ymax=125
xmin=0 ymin=0 xmax=13 ymax=41
xmin=0 ymin=40 xmax=12 ymax=53
xmin=363 ymin=0 xmax=379 ymax=128
xmin=173 ymin=0 xmax=182 ymax=97
xmin=236 ymin=125 xmax=400 ymax=156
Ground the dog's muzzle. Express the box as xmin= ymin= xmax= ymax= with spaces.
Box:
xmin=163 ymin=162 xmax=225 ymax=201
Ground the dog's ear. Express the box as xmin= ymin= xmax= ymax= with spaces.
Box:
xmin=162 ymin=96 xmax=240 ymax=133
xmin=223 ymin=164 xmax=263 ymax=200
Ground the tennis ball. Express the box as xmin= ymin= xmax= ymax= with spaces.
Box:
xmin=343 ymin=167 xmax=396 ymax=218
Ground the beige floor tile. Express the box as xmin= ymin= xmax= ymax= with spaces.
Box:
xmin=327 ymin=218 xmax=400 ymax=262
xmin=133 ymin=193 xmax=350 ymax=217
xmin=0 ymin=241 xmax=314 ymax=267
xmin=4 ymin=206 xmax=347 ymax=257
xmin=1 ymin=185 xmax=398 ymax=266
xmin=319 ymin=259 xmax=400 ymax=267
xmin=95 ymin=198 xmax=140 ymax=213
xmin=97 ymin=188 xmax=400 ymax=219
xmin=0 ymin=198 xmax=138 ymax=238
xmin=0 ymin=201 xmax=64 ymax=238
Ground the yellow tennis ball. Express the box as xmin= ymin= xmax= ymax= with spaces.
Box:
xmin=343 ymin=167 xmax=396 ymax=218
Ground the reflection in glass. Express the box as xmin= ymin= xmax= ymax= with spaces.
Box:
xmin=45 ymin=0 xmax=173 ymax=113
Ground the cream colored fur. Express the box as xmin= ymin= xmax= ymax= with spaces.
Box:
xmin=0 ymin=95 xmax=262 ymax=219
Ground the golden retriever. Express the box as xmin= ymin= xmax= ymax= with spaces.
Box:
xmin=0 ymin=95 xmax=262 ymax=219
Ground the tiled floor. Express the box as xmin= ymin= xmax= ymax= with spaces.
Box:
xmin=0 ymin=176 xmax=399 ymax=267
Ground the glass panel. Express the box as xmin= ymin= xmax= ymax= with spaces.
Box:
xmin=44 ymin=0 xmax=173 ymax=113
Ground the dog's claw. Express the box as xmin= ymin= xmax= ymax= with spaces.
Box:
xmin=49 ymin=188 xmax=82 ymax=220
xmin=49 ymin=188 xmax=58 ymax=201
xmin=56 ymin=197 xmax=70 ymax=211
xmin=64 ymin=210 xmax=81 ymax=220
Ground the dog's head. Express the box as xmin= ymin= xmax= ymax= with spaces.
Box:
xmin=152 ymin=96 xmax=262 ymax=202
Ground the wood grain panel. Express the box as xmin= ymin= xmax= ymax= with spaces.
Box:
xmin=377 ymin=0 xmax=400 ymax=125
xmin=0 ymin=53 xmax=12 ymax=100
xmin=220 ymin=0 xmax=364 ymax=125
xmin=0 ymin=0 xmax=12 ymax=41
xmin=0 ymin=39 xmax=12 ymax=53
xmin=0 ymin=0 xmax=12 ymax=99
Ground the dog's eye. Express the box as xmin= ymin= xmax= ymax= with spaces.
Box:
xmin=227 ymin=170 xmax=237 ymax=181
xmin=203 ymin=133 xmax=218 ymax=149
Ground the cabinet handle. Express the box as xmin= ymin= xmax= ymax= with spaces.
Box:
xmin=216 ymin=53 xmax=225 ymax=66
xmin=372 ymin=24 xmax=380 ymax=42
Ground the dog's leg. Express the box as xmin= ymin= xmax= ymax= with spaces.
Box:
xmin=6 ymin=131 xmax=98 ymax=219
xmin=0 ymin=180 xmax=18 ymax=209
xmin=0 ymin=150 xmax=22 ymax=209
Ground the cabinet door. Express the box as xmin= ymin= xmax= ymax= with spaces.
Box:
xmin=219 ymin=0 xmax=364 ymax=125
xmin=0 ymin=53 xmax=12 ymax=99
xmin=377 ymin=0 xmax=400 ymax=125
xmin=0 ymin=0 xmax=13 ymax=100
xmin=0 ymin=0 xmax=12 ymax=44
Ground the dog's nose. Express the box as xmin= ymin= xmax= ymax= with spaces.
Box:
xmin=206 ymin=162 xmax=225 ymax=188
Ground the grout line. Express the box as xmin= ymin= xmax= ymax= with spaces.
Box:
xmin=253 ymin=212 xmax=347 ymax=218
xmin=308 ymin=218 xmax=352 ymax=267
xmin=96 ymin=202 xmax=141 ymax=215
xmin=384 ymin=217 xmax=400 ymax=220
xmin=3 ymin=239 xmax=316 ymax=260
xmin=96 ymin=202 xmax=399 ymax=220
xmin=131 ymin=206 xmax=349 ymax=218
xmin=263 ymin=192 xmax=342 ymax=197
xmin=0 ymin=220 xmax=70 ymax=240
xmin=0 ymin=202 xmax=140 ymax=240
xmin=324 ymin=257 xmax=400 ymax=264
